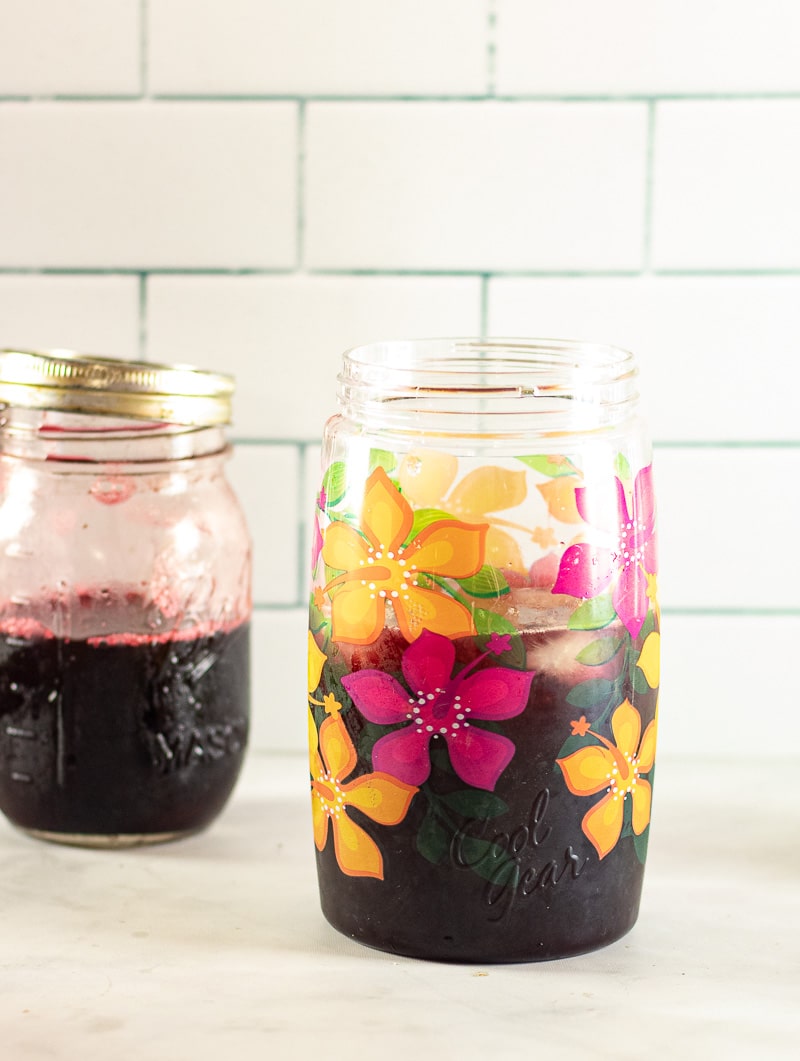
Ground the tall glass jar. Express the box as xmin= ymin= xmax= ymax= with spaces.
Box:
xmin=308 ymin=339 xmax=660 ymax=962
xmin=0 ymin=349 xmax=252 ymax=847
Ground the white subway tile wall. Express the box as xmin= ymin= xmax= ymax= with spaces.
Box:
xmin=495 ymin=0 xmax=800 ymax=95
xmin=147 ymin=0 xmax=488 ymax=97
xmin=304 ymin=102 xmax=649 ymax=270
xmin=652 ymin=100 xmax=800 ymax=269
xmin=226 ymin=444 xmax=301 ymax=606
xmin=0 ymin=276 xmax=141 ymax=359
xmin=146 ymin=274 xmax=482 ymax=438
xmin=0 ymin=103 xmax=298 ymax=268
xmin=1 ymin=2 xmax=798 ymax=759
xmin=488 ymin=275 xmax=800 ymax=441
xmin=0 ymin=0 xmax=141 ymax=96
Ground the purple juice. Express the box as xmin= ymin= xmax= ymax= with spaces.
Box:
xmin=315 ymin=608 xmax=658 ymax=962
xmin=0 ymin=591 xmax=249 ymax=844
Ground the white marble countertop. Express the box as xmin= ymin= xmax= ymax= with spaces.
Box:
xmin=0 ymin=754 xmax=797 ymax=1060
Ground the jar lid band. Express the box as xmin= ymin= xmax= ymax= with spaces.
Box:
xmin=0 ymin=349 xmax=234 ymax=425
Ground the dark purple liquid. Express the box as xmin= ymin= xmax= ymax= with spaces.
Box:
xmin=315 ymin=621 xmax=657 ymax=962
xmin=0 ymin=601 xmax=249 ymax=840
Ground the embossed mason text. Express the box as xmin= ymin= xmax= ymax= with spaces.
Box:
xmin=450 ymin=788 xmax=589 ymax=921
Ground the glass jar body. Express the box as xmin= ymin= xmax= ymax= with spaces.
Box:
xmin=308 ymin=340 xmax=660 ymax=962
xmin=0 ymin=410 xmax=252 ymax=846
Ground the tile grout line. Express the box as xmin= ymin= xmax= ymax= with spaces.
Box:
xmin=7 ymin=264 xmax=800 ymax=277
xmin=479 ymin=275 xmax=490 ymax=336
xmin=140 ymin=0 xmax=150 ymax=99
xmin=230 ymin=437 xmax=800 ymax=450
xmin=661 ymin=607 xmax=800 ymax=618
xmin=296 ymin=101 xmax=307 ymax=269
xmin=138 ymin=274 xmax=148 ymax=360
xmin=137 ymin=1 xmax=149 ymax=358
xmin=296 ymin=440 xmax=310 ymax=608
xmin=6 ymin=266 xmax=800 ymax=278
xmin=654 ymin=439 xmax=800 ymax=448
xmin=486 ymin=0 xmax=498 ymax=97
xmin=229 ymin=435 xmax=797 ymax=447
xmin=641 ymin=99 xmax=657 ymax=272
xmin=4 ymin=92 xmax=800 ymax=104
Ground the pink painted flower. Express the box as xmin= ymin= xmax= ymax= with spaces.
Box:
xmin=310 ymin=512 xmax=324 ymax=571
xmin=487 ymin=632 xmax=513 ymax=655
xmin=310 ymin=488 xmax=327 ymax=572
xmin=553 ymin=464 xmax=657 ymax=639
xmin=342 ymin=629 xmax=533 ymax=791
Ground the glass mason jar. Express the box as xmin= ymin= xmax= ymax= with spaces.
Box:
xmin=308 ymin=339 xmax=660 ymax=962
xmin=0 ymin=349 xmax=252 ymax=847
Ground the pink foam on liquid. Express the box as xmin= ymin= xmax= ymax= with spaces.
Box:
xmin=0 ymin=617 xmax=55 ymax=640
xmin=86 ymin=618 xmax=246 ymax=648
xmin=0 ymin=588 xmax=247 ymax=646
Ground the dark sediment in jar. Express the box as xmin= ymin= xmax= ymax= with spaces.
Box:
xmin=314 ymin=599 xmax=658 ymax=962
xmin=0 ymin=591 xmax=250 ymax=842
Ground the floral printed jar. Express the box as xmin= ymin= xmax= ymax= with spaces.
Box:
xmin=308 ymin=339 xmax=659 ymax=962
xmin=0 ymin=349 xmax=251 ymax=847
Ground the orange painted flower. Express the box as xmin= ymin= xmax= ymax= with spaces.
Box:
xmin=536 ymin=475 xmax=584 ymax=524
xmin=309 ymin=710 xmax=418 ymax=879
xmin=570 ymin=715 xmax=591 ymax=737
xmin=557 ymin=699 xmax=657 ymax=860
xmin=321 ymin=467 xmax=487 ymax=644
xmin=398 ymin=450 xmax=529 ymax=572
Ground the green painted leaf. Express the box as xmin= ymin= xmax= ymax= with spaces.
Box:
xmin=615 ymin=452 xmax=632 ymax=482
xmin=473 ymin=609 xmax=518 ymax=636
xmin=568 ymin=593 xmax=617 ymax=631
xmin=472 ymin=610 xmax=526 ymax=668
xmin=416 ymin=808 xmax=450 ymax=866
xmin=321 ymin=461 xmax=347 ymax=507
xmin=326 ymin=510 xmax=358 ymax=527
xmin=639 ymin=607 xmax=657 ymax=643
xmin=440 ymin=790 xmax=508 ymax=820
xmin=566 ymin=678 xmax=616 ymax=710
xmin=357 ymin=719 xmax=388 ymax=764
xmin=368 ymin=448 xmax=397 ymax=475
xmin=311 ymin=703 xmax=327 ymax=732
xmin=457 ymin=565 xmax=510 ymax=599
xmin=323 ymin=562 xmax=344 ymax=583
xmin=575 ymin=636 xmax=622 ymax=666
xmin=620 ymin=796 xmax=634 ymax=838
xmin=430 ymin=742 xmax=454 ymax=774
xmin=459 ymin=838 xmax=518 ymax=886
xmin=632 ymin=666 xmax=650 ymax=695
xmin=308 ymin=598 xmax=327 ymax=635
xmin=409 ymin=507 xmax=453 ymax=540
xmin=516 ymin=454 xmax=577 ymax=478
xmin=633 ymin=825 xmax=650 ymax=864
xmin=555 ymin=732 xmax=596 ymax=760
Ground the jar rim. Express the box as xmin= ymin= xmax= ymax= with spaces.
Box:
xmin=0 ymin=348 xmax=234 ymax=426
xmin=344 ymin=336 xmax=634 ymax=376
xmin=337 ymin=338 xmax=639 ymax=434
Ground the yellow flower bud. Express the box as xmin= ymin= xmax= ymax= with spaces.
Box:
xmin=308 ymin=631 xmax=327 ymax=695
xmin=637 ymin=631 xmax=660 ymax=688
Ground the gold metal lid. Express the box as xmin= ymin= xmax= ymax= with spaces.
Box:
xmin=0 ymin=349 xmax=234 ymax=425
